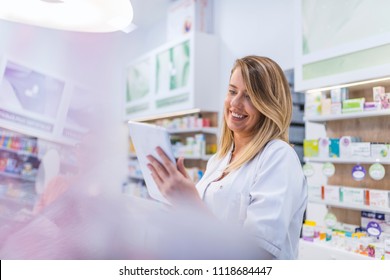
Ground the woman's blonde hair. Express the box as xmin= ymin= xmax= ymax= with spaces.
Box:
xmin=217 ymin=56 xmax=292 ymax=172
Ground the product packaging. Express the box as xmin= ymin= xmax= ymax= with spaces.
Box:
xmin=321 ymin=185 xmax=340 ymax=202
xmin=339 ymin=136 xmax=361 ymax=158
xmin=342 ymin=98 xmax=365 ymax=113
xmin=339 ymin=186 xmax=365 ymax=206
xmin=367 ymin=189 xmax=390 ymax=209
xmin=303 ymin=139 xmax=319 ymax=157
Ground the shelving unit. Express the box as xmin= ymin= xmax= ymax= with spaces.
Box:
xmin=302 ymin=78 xmax=390 ymax=259
xmin=304 ymin=157 xmax=390 ymax=165
xmin=125 ymin=110 xmax=219 ymax=200
xmin=304 ymin=109 xmax=390 ymax=122
xmin=309 ymin=197 xmax=390 ymax=214
xmin=285 ymin=69 xmax=305 ymax=163
xmin=299 ymin=239 xmax=371 ymax=260
xmin=0 ymin=128 xmax=41 ymax=224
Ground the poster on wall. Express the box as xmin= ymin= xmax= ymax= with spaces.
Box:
xmin=126 ymin=58 xmax=151 ymax=103
xmin=0 ymin=59 xmax=65 ymax=134
xmin=155 ymin=40 xmax=190 ymax=96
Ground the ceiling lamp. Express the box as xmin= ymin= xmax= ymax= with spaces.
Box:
xmin=0 ymin=0 xmax=135 ymax=33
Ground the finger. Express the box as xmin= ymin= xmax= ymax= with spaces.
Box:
xmin=155 ymin=147 xmax=177 ymax=173
xmin=147 ymin=163 xmax=164 ymax=185
xmin=177 ymin=157 xmax=190 ymax=179
xmin=147 ymin=155 xmax=169 ymax=177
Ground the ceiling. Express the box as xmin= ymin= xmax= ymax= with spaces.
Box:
xmin=131 ymin=0 xmax=172 ymax=28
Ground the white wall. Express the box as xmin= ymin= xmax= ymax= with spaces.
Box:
xmin=213 ymin=0 xmax=296 ymax=114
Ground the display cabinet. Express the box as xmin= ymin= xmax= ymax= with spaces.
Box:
xmin=0 ymin=56 xmax=90 ymax=146
xmin=0 ymin=126 xmax=80 ymax=233
xmin=123 ymin=32 xmax=219 ymax=120
xmin=300 ymin=78 xmax=390 ymax=259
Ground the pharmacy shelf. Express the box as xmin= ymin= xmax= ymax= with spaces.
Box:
xmin=129 ymin=153 xmax=213 ymax=161
xmin=308 ymin=197 xmax=390 ymax=214
xmin=0 ymin=147 xmax=38 ymax=158
xmin=167 ymin=127 xmax=219 ymax=135
xmin=298 ymin=239 xmax=372 ymax=260
xmin=0 ymin=195 xmax=36 ymax=207
xmin=128 ymin=174 xmax=144 ymax=180
xmin=304 ymin=157 xmax=390 ymax=165
xmin=179 ymin=154 xmax=213 ymax=161
xmin=0 ymin=171 xmax=36 ymax=182
xmin=304 ymin=109 xmax=390 ymax=123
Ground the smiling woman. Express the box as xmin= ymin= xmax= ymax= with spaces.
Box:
xmin=146 ymin=55 xmax=308 ymax=259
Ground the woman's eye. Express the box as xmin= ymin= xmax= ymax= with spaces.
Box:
xmin=245 ymin=94 xmax=250 ymax=99
xmin=229 ymin=90 xmax=236 ymax=95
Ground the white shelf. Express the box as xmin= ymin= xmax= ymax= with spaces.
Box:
xmin=128 ymin=174 xmax=144 ymax=180
xmin=167 ymin=127 xmax=218 ymax=134
xmin=304 ymin=109 xmax=390 ymax=122
xmin=304 ymin=157 xmax=390 ymax=165
xmin=0 ymin=171 xmax=36 ymax=182
xmin=299 ymin=239 xmax=372 ymax=260
xmin=177 ymin=154 xmax=213 ymax=161
xmin=129 ymin=153 xmax=213 ymax=161
xmin=308 ymin=198 xmax=390 ymax=213
xmin=0 ymin=146 xmax=38 ymax=158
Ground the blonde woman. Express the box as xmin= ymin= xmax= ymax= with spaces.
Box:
xmin=147 ymin=56 xmax=308 ymax=259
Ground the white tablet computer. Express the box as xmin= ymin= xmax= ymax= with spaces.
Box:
xmin=128 ymin=121 xmax=175 ymax=204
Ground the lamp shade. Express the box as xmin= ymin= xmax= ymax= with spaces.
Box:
xmin=0 ymin=0 xmax=134 ymax=33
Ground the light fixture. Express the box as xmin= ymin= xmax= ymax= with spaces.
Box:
xmin=305 ymin=76 xmax=390 ymax=94
xmin=0 ymin=0 xmax=135 ymax=33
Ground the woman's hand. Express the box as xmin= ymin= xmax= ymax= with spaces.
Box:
xmin=147 ymin=147 xmax=203 ymax=206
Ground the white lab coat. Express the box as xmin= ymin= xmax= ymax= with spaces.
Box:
xmin=196 ymin=139 xmax=308 ymax=259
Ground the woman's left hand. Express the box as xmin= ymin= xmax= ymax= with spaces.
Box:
xmin=147 ymin=147 xmax=202 ymax=206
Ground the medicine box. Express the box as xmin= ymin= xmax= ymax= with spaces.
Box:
xmin=351 ymin=142 xmax=371 ymax=157
xmin=371 ymin=143 xmax=390 ymax=159
xmin=339 ymin=187 xmax=365 ymax=206
xmin=331 ymin=102 xmax=342 ymax=115
xmin=303 ymin=139 xmax=319 ymax=157
xmin=322 ymin=185 xmax=340 ymax=202
xmin=318 ymin=137 xmax=329 ymax=158
xmin=342 ymin=98 xmax=365 ymax=113
xmin=321 ymin=98 xmax=331 ymax=115
xmin=368 ymin=189 xmax=390 ymax=209
xmin=308 ymin=185 xmax=322 ymax=200
xmin=329 ymin=138 xmax=340 ymax=158
xmin=330 ymin=88 xmax=341 ymax=103
xmin=361 ymin=211 xmax=390 ymax=234
xmin=305 ymin=91 xmax=322 ymax=116
xmin=339 ymin=136 xmax=361 ymax=158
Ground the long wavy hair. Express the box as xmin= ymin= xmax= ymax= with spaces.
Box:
xmin=217 ymin=56 xmax=292 ymax=172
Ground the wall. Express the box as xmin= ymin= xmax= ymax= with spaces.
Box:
xmin=213 ymin=0 xmax=295 ymax=115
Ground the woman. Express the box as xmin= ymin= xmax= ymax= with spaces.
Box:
xmin=147 ymin=55 xmax=308 ymax=259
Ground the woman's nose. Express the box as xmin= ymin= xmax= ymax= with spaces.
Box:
xmin=231 ymin=93 xmax=243 ymax=107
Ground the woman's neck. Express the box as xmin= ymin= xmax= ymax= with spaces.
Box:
xmin=233 ymin=134 xmax=252 ymax=156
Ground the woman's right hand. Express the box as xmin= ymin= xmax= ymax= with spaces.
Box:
xmin=147 ymin=147 xmax=203 ymax=207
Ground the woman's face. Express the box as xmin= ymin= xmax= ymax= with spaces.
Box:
xmin=224 ymin=67 xmax=262 ymax=138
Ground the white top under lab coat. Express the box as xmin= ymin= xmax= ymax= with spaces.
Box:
xmin=196 ymin=139 xmax=308 ymax=259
